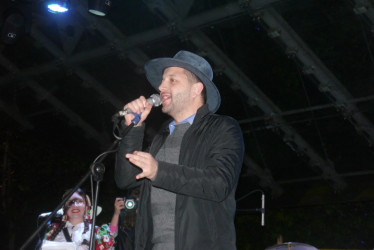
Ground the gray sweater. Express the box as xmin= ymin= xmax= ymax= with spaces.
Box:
xmin=151 ymin=123 xmax=191 ymax=250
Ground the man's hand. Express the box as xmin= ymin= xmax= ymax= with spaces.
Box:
xmin=126 ymin=151 xmax=159 ymax=180
xmin=123 ymin=96 xmax=153 ymax=126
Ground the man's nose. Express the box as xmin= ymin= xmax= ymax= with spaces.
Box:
xmin=159 ymin=80 xmax=168 ymax=91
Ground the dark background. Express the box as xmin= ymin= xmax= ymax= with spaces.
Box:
xmin=1 ymin=0 xmax=374 ymax=249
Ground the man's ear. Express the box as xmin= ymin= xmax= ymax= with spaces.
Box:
xmin=193 ymin=82 xmax=204 ymax=97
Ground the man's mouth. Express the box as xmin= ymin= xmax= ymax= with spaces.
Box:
xmin=161 ymin=93 xmax=171 ymax=104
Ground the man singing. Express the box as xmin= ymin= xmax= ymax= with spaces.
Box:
xmin=115 ymin=50 xmax=244 ymax=250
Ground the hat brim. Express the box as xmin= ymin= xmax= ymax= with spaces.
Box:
xmin=145 ymin=58 xmax=221 ymax=113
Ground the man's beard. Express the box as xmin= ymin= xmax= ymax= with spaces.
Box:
xmin=161 ymin=92 xmax=187 ymax=116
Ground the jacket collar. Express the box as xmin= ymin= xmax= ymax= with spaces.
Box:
xmin=161 ymin=104 xmax=211 ymax=133
xmin=193 ymin=104 xmax=211 ymax=124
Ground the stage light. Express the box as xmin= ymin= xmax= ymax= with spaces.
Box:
xmin=1 ymin=8 xmax=26 ymax=44
xmin=88 ymin=0 xmax=112 ymax=16
xmin=47 ymin=0 xmax=70 ymax=14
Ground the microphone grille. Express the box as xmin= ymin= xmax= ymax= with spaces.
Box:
xmin=149 ymin=94 xmax=162 ymax=107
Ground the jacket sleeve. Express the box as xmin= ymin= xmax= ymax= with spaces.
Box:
xmin=151 ymin=116 xmax=244 ymax=202
xmin=115 ymin=124 xmax=145 ymax=190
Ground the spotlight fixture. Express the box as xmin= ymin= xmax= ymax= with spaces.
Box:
xmin=1 ymin=7 xmax=26 ymax=44
xmin=88 ymin=0 xmax=112 ymax=16
xmin=47 ymin=0 xmax=70 ymax=14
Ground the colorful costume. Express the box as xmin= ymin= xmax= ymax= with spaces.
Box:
xmin=42 ymin=220 xmax=117 ymax=250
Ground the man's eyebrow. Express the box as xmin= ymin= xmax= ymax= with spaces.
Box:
xmin=165 ymin=73 xmax=177 ymax=77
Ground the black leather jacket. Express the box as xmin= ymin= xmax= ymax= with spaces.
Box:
xmin=115 ymin=105 xmax=244 ymax=250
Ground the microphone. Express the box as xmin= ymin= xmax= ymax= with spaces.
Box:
xmin=38 ymin=209 xmax=63 ymax=218
xmin=261 ymin=193 xmax=265 ymax=226
xmin=38 ymin=212 xmax=52 ymax=217
xmin=112 ymin=94 xmax=162 ymax=121
xmin=37 ymin=210 xmax=63 ymax=224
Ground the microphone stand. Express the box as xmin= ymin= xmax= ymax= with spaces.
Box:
xmin=21 ymin=121 xmax=136 ymax=250
xmin=236 ymin=189 xmax=265 ymax=226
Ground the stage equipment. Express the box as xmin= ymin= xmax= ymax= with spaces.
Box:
xmin=1 ymin=7 xmax=26 ymax=44
xmin=47 ymin=0 xmax=70 ymax=13
xmin=236 ymin=189 xmax=265 ymax=226
xmin=265 ymin=242 xmax=318 ymax=250
xmin=88 ymin=0 xmax=112 ymax=16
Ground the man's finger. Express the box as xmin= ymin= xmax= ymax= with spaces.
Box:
xmin=132 ymin=151 xmax=148 ymax=157
xmin=126 ymin=153 xmax=141 ymax=166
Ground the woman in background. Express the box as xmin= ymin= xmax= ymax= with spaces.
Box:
xmin=115 ymin=188 xmax=140 ymax=250
xmin=40 ymin=188 xmax=124 ymax=250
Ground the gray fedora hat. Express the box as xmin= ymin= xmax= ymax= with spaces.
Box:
xmin=144 ymin=50 xmax=221 ymax=113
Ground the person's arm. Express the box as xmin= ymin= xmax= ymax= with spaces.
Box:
xmin=115 ymin=96 xmax=153 ymax=190
xmin=152 ymin=116 xmax=245 ymax=202
xmin=115 ymin=124 xmax=145 ymax=190
xmin=109 ymin=198 xmax=125 ymax=233
xmin=94 ymin=198 xmax=125 ymax=249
